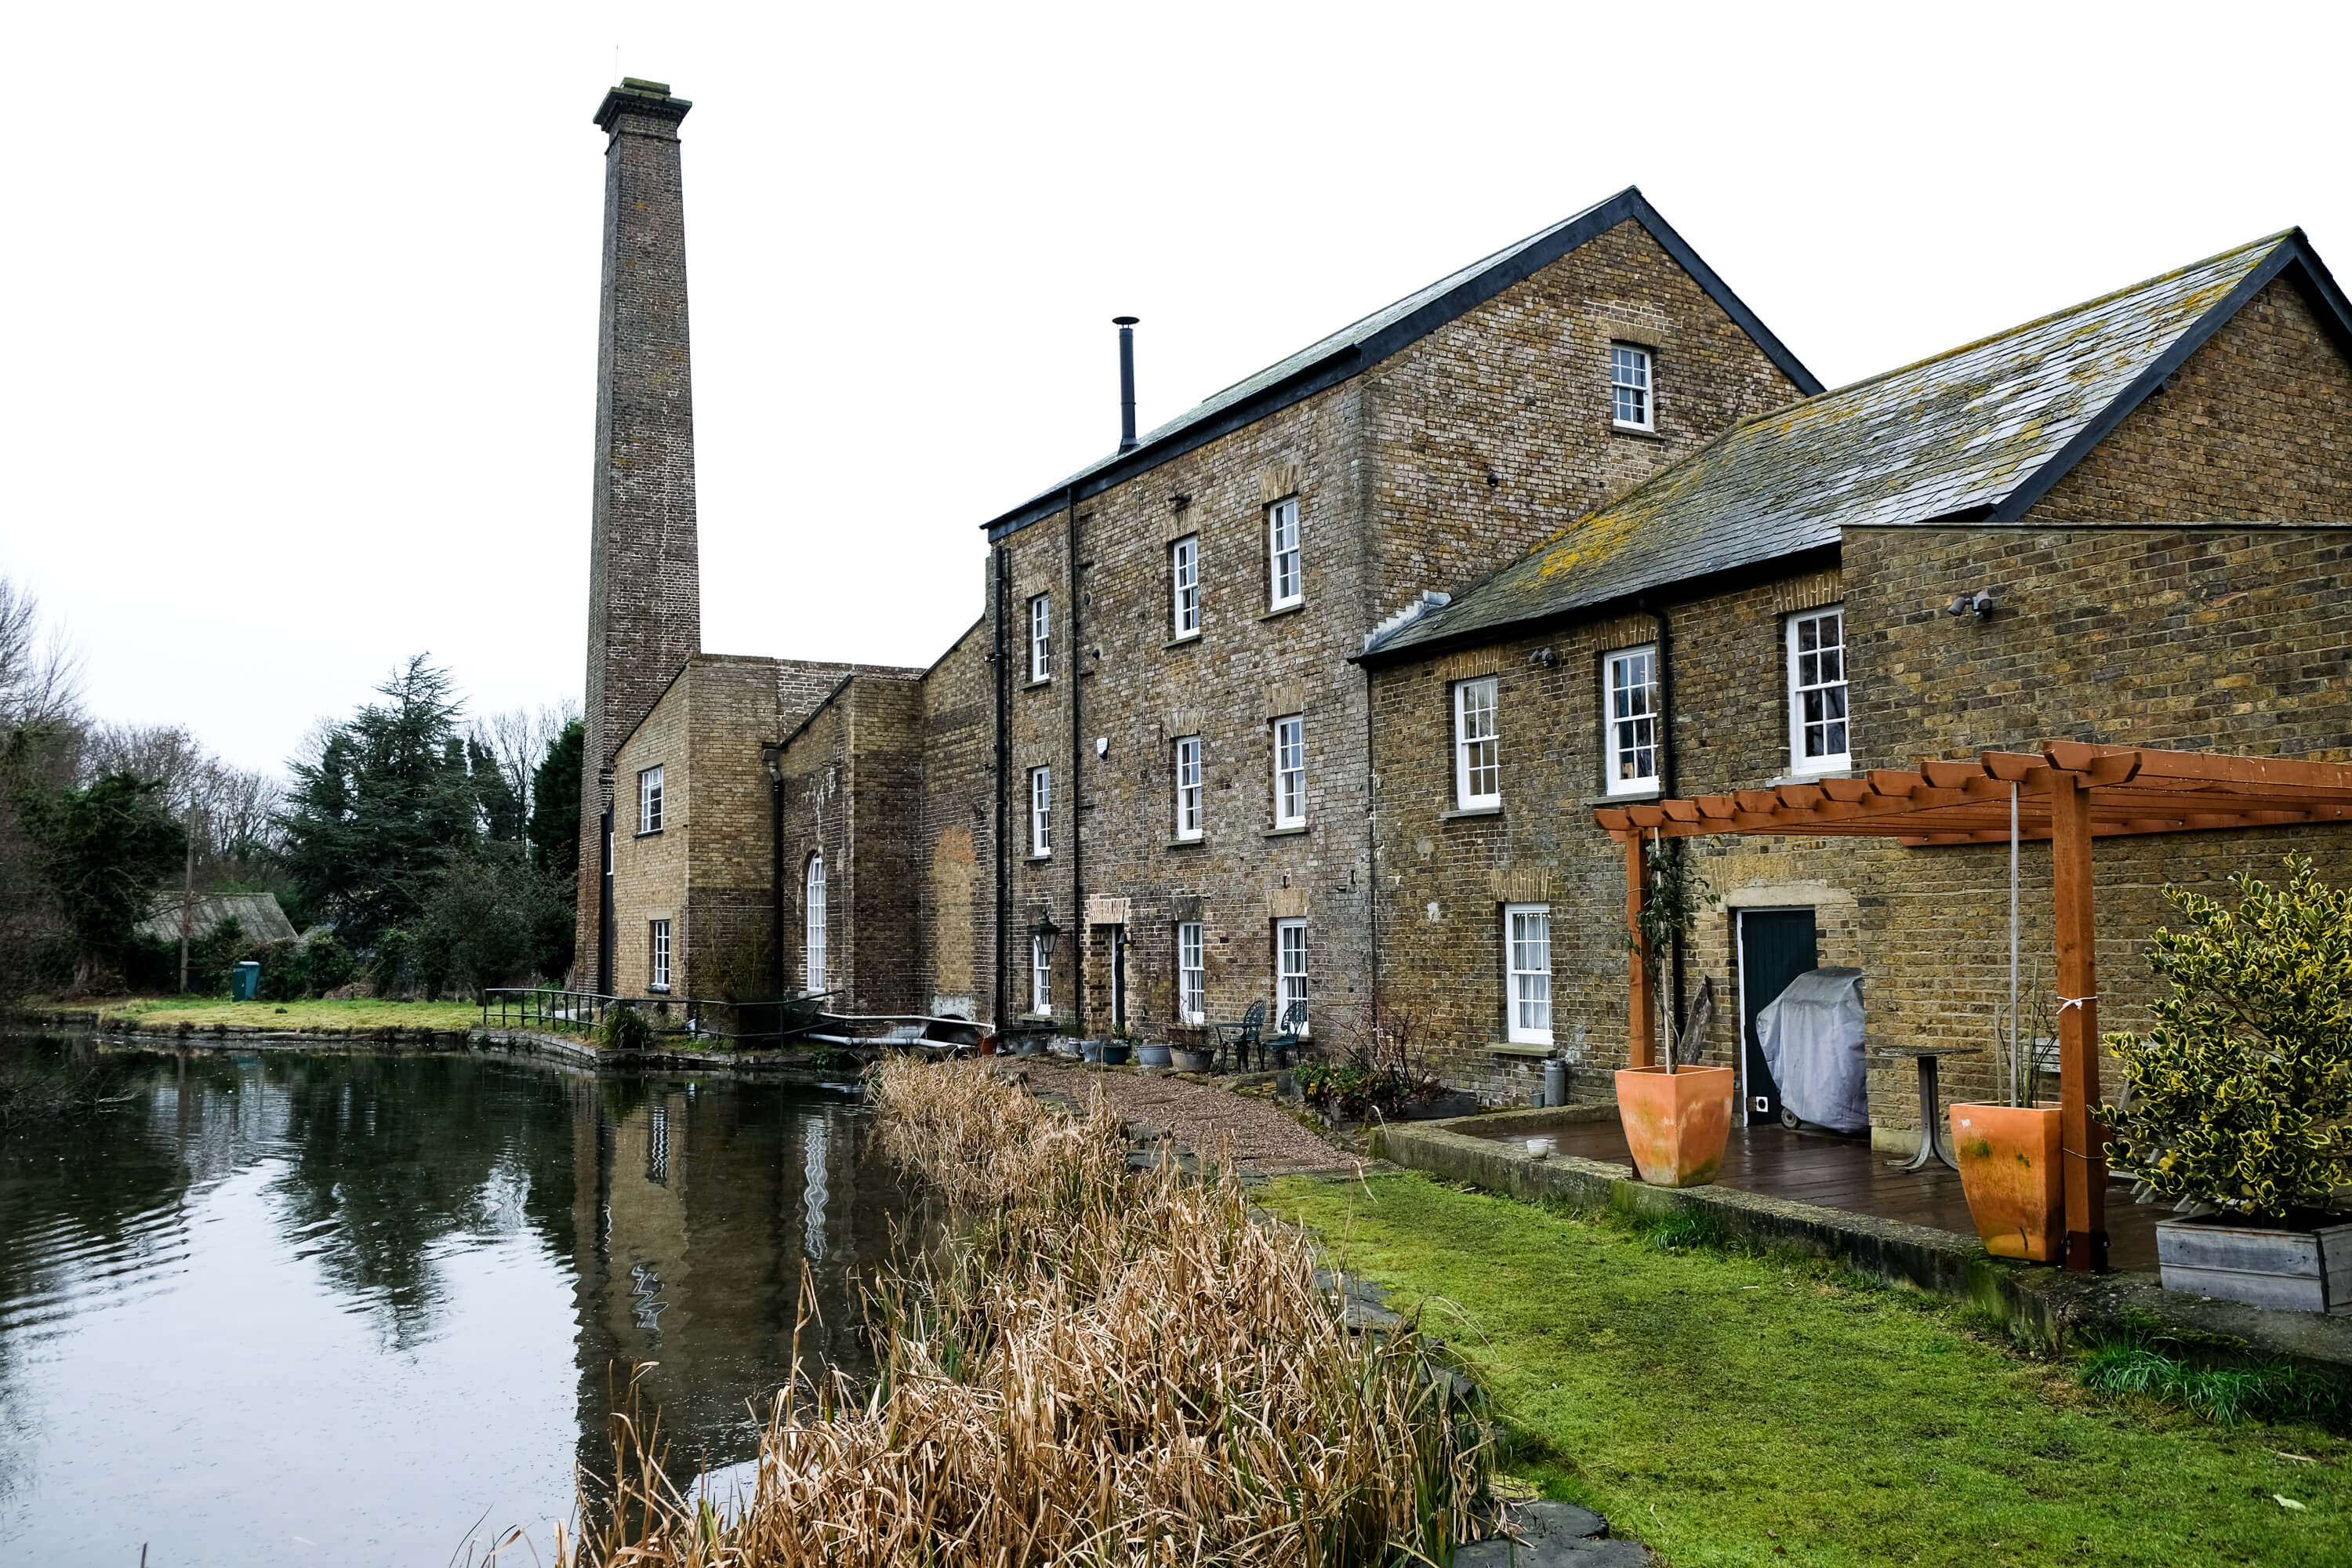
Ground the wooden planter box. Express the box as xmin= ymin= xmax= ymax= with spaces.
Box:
xmin=2157 ymin=1214 xmax=2352 ymax=1314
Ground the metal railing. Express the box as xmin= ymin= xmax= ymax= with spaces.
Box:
xmin=477 ymin=988 xmax=967 ymax=1048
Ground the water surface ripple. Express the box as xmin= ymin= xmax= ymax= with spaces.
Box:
xmin=0 ymin=1036 xmax=913 ymax=1566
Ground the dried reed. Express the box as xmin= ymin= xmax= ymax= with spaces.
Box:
xmin=546 ymin=1058 xmax=1491 ymax=1566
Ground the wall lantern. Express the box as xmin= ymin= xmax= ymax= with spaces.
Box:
xmin=760 ymin=741 xmax=782 ymax=783
xmin=1029 ymin=915 xmax=1061 ymax=964
xmin=1945 ymin=589 xmax=2001 ymax=621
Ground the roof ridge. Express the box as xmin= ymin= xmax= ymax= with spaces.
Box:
xmin=1801 ymin=229 xmax=2297 ymax=405
xmin=1177 ymin=190 xmax=1634 ymax=412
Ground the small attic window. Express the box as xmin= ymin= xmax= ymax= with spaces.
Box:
xmin=1611 ymin=344 xmax=1653 ymax=430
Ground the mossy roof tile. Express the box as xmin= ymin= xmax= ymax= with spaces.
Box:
xmin=1372 ymin=231 xmax=2306 ymax=659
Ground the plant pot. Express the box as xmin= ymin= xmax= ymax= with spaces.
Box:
xmin=1098 ymin=1042 xmax=1131 ymax=1067
xmin=1614 ymin=1065 xmax=1734 ymax=1187
xmin=1080 ymin=1040 xmax=1103 ymax=1062
xmin=1011 ymin=1035 xmax=1044 ymax=1058
xmin=1950 ymin=1103 xmax=2062 ymax=1262
xmin=1135 ymin=1042 xmax=1172 ymax=1068
xmin=975 ymin=1036 xmax=999 ymax=1057
xmin=2157 ymin=1214 xmax=2352 ymax=1314
xmin=1170 ymin=1047 xmax=1215 ymax=1073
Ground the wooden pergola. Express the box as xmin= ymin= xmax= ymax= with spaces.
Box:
xmin=1596 ymin=742 xmax=2352 ymax=1272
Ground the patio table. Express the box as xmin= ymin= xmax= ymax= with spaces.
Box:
xmin=1876 ymin=1045 xmax=1978 ymax=1173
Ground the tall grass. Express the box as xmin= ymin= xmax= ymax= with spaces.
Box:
xmin=547 ymin=1058 xmax=1492 ymax=1566
xmin=2078 ymin=1329 xmax=2352 ymax=1428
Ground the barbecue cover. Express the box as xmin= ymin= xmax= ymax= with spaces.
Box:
xmin=1756 ymin=967 xmax=1869 ymax=1134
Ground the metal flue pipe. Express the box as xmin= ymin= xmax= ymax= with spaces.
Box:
xmin=1114 ymin=316 xmax=1139 ymax=453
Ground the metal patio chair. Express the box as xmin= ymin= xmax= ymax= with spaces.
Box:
xmin=1261 ymin=1001 xmax=1308 ymax=1069
xmin=1210 ymin=999 xmax=1265 ymax=1073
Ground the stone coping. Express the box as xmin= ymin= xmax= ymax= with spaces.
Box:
xmin=1375 ymin=1113 xmax=2352 ymax=1380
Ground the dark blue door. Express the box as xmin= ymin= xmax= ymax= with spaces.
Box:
xmin=1739 ymin=909 xmax=1818 ymax=1126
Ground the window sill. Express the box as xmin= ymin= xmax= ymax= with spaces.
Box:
xmin=1163 ymin=630 xmax=1202 ymax=649
xmin=1261 ymin=601 xmax=1306 ymax=621
xmin=1610 ymin=423 xmax=1665 ymax=441
xmin=1027 ymin=851 xmax=1053 ymax=862
xmin=648 ymin=985 xmax=671 ymax=996
xmin=1771 ymin=767 xmax=1855 ymax=786
xmin=1164 ymin=836 xmax=1205 ymax=851
xmin=1484 ymin=1040 xmax=1553 ymax=1058
xmin=1589 ymin=789 xmax=1661 ymax=806
xmin=634 ymin=827 xmax=664 ymax=838
xmin=1441 ymin=804 xmax=1503 ymax=821
xmin=1265 ymin=824 xmax=1309 ymax=839
xmin=1024 ymin=677 xmax=1053 ymax=691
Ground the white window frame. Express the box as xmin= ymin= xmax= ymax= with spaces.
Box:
xmin=1027 ymin=593 xmax=1052 ymax=682
xmin=1602 ymin=646 xmax=1662 ymax=797
xmin=804 ymin=852 xmax=826 ymax=993
xmin=637 ymin=764 xmax=664 ymax=834
xmin=1267 ymin=498 xmax=1302 ymax=609
xmin=1171 ymin=534 xmax=1200 ymax=637
xmin=1786 ymin=605 xmax=1851 ymax=774
xmin=1504 ymin=903 xmax=1552 ymax=1045
xmin=1275 ymin=918 xmax=1309 ymax=1036
xmin=1272 ymin=715 xmax=1306 ymax=829
xmin=1453 ymin=677 xmax=1500 ymax=809
xmin=1177 ymin=920 xmax=1206 ymax=1025
xmin=1029 ymin=765 xmax=1052 ymax=856
xmin=1611 ymin=343 xmax=1653 ymax=431
xmin=1173 ymin=735 xmax=1203 ymax=840
xmin=1030 ymin=934 xmax=1052 ymax=1014
xmin=648 ymin=918 xmax=671 ymax=993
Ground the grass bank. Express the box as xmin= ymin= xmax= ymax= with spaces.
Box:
xmin=75 ymin=997 xmax=488 ymax=1033
xmin=1265 ymin=1172 xmax=2351 ymax=1567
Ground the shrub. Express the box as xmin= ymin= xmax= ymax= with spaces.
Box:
xmin=2101 ymin=855 xmax=2352 ymax=1221
xmin=596 ymin=1004 xmax=654 ymax=1053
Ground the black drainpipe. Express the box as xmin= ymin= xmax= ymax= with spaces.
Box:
xmin=1363 ymin=661 xmax=1380 ymax=1031
xmin=1066 ymin=484 xmax=1086 ymax=1036
xmin=597 ymin=797 xmax=614 ymax=996
xmin=1641 ymin=594 xmax=1687 ymax=1054
xmin=767 ymin=760 xmax=785 ymax=1007
xmin=993 ymin=544 xmax=1011 ymax=1030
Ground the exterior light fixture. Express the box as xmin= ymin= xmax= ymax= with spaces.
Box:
xmin=1945 ymin=590 xmax=2000 ymax=620
xmin=1029 ymin=915 xmax=1061 ymax=964
xmin=760 ymin=742 xmax=782 ymax=782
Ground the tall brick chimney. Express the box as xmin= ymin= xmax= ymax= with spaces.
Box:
xmin=577 ymin=78 xmax=701 ymax=993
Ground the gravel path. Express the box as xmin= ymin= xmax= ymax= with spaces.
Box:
xmin=1030 ymin=1063 xmax=1366 ymax=1177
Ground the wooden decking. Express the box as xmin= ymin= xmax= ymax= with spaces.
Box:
xmin=1476 ymin=1116 xmax=2160 ymax=1272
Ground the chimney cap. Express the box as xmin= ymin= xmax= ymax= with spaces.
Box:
xmin=1112 ymin=315 xmax=1140 ymax=327
xmin=595 ymin=78 xmax=693 ymax=133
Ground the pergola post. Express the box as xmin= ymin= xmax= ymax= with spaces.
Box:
xmin=1624 ymin=831 xmax=1656 ymax=1068
xmin=2049 ymin=771 xmax=2109 ymax=1272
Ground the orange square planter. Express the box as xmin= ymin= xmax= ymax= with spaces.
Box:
xmin=1950 ymin=1103 xmax=2063 ymax=1261
xmin=1614 ymin=1065 xmax=1734 ymax=1187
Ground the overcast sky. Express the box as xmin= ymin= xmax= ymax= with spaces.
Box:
xmin=7 ymin=1 xmax=2347 ymax=775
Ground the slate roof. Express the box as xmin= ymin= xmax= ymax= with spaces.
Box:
xmin=139 ymin=891 xmax=299 ymax=946
xmin=981 ymin=188 xmax=1821 ymax=541
xmin=1366 ymin=229 xmax=2352 ymax=662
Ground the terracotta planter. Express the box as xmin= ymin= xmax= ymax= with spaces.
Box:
xmin=1614 ymin=1065 xmax=1734 ymax=1187
xmin=1950 ymin=1103 xmax=2062 ymax=1262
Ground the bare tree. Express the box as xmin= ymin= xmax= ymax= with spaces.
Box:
xmin=0 ymin=573 xmax=84 ymax=731
xmin=473 ymin=701 xmax=578 ymax=824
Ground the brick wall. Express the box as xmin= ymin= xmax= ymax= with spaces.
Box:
xmin=2028 ymin=278 xmax=2352 ymax=523
xmin=916 ymin=618 xmax=994 ymax=1020
xmin=989 ymin=216 xmax=1802 ymax=1044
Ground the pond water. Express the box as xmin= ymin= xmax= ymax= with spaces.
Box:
xmin=0 ymin=1035 xmax=920 ymax=1566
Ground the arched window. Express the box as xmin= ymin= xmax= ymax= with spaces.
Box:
xmin=804 ymin=852 xmax=827 ymax=993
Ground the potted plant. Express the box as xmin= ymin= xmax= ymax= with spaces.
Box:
xmin=1615 ymin=837 xmax=1732 ymax=1186
xmin=2103 ymin=855 xmax=2352 ymax=1312
xmin=1167 ymin=1026 xmax=1215 ymax=1073
xmin=1951 ymin=964 xmax=2063 ymax=1262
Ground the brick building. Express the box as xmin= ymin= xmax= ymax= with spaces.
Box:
xmin=570 ymin=77 xmax=2352 ymax=1157
xmin=1359 ymin=230 xmax=2352 ymax=1148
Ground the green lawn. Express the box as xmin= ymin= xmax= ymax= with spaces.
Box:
xmin=1265 ymin=1173 xmax=2350 ymax=1567
xmin=89 ymin=997 xmax=488 ymax=1032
